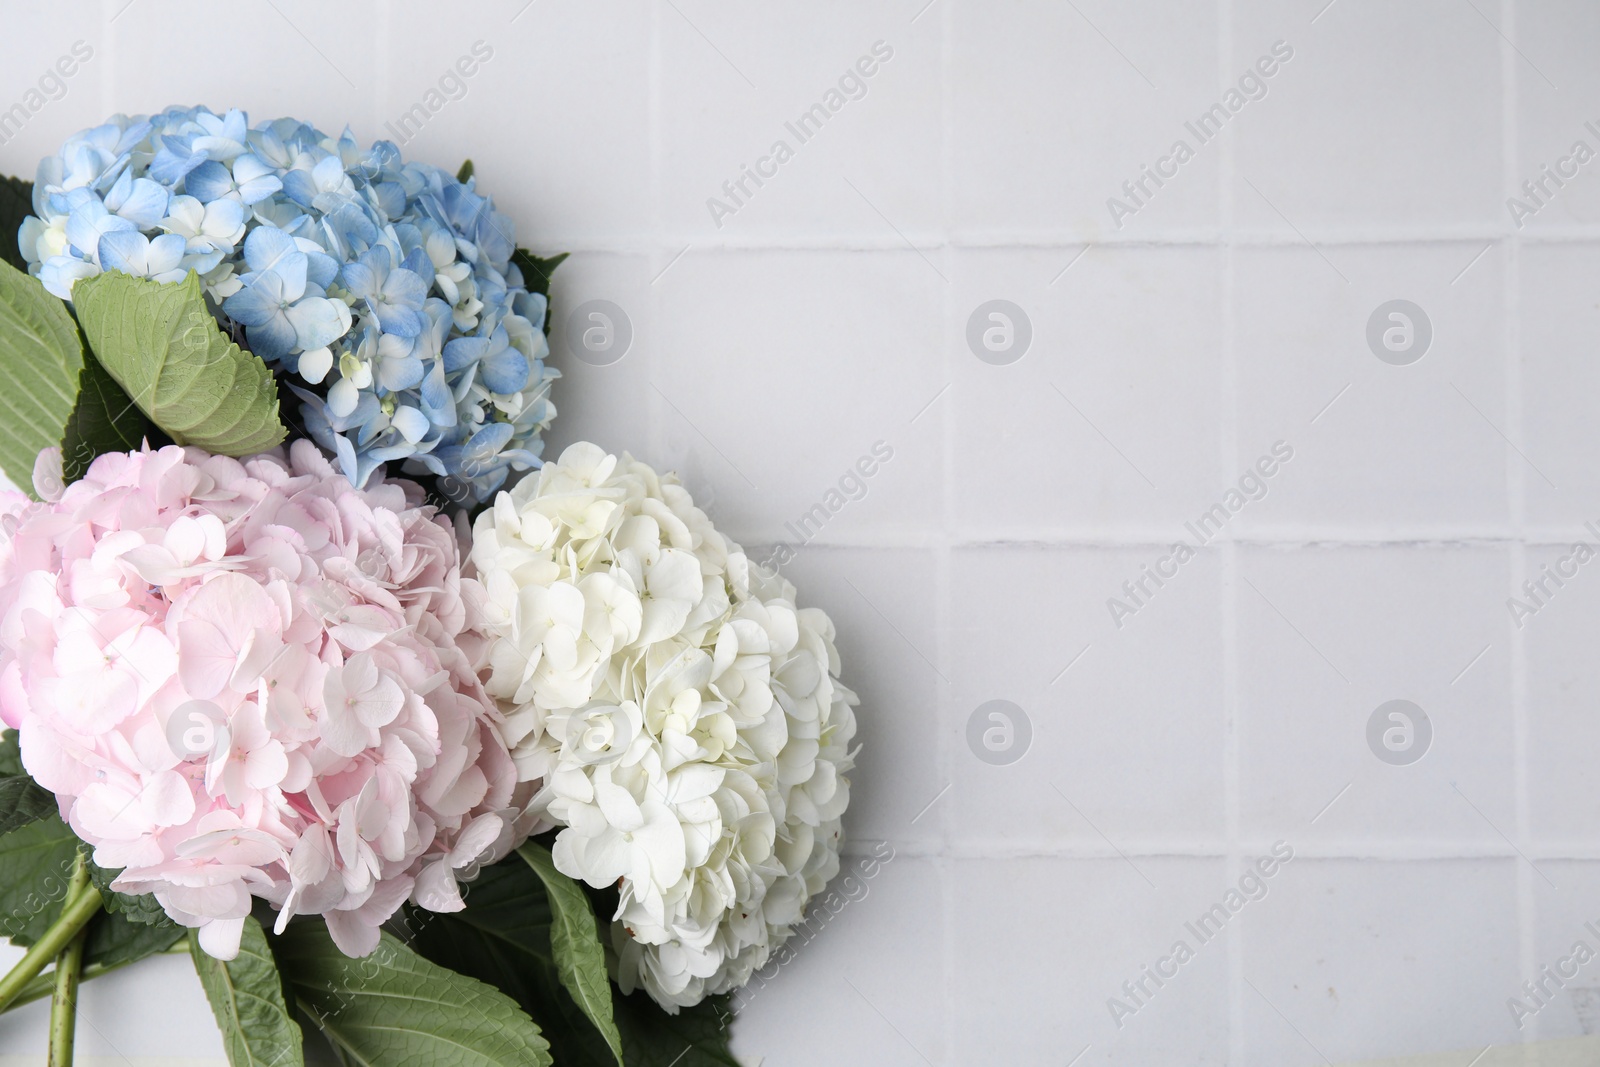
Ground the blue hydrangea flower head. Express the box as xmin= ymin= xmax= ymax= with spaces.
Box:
xmin=21 ymin=105 xmax=559 ymax=504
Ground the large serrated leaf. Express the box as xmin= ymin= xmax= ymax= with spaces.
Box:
xmin=408 ymin=855 xmax=740 ymax=1067
xmin=0 ymin=257 xmax=85 ymax=498
xmin=0 ymin=814 xmax=82 ymax=945
xmin=0 ymin=813 xmax=183 ymax=975
xmin=275 ymin=922 xmax=552 ymax=1067
xmin=0 ymin=176 xmax=33 ymax=273
xmin=0 ymin=774 xmax=58 ymax=838
xmin=85 ymin=906 xmax=183 ymax=968
xmin=73 ymin=270 xmax=286 ymax=456
xmin=518 ymin=842 xmax=623 ymax=1065
xmin=191 ymin=915 xmax=304 ymax=1067
xmin=86 ymin=857 xmax=174 ymax=927
xmin=62 ymin=348 xmax=148 ymax=482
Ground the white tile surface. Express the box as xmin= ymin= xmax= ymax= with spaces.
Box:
xmin=0 ymin=1 xmax=1595 ymax=1065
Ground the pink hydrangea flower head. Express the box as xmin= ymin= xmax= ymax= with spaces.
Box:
xmin=0 ymin=442 xmax=532 ymax=958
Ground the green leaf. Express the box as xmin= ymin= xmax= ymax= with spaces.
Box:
xmin=0 ymin=815 xmax=81 ymax=945
xmin=73 ymin=270 xmax=286 ymax=456
xmin=0 ymin=258 xmax=85 ymax=498
xmin=191 ymin=915 xmax=304 ymax=1067
xmin=0 ymin=800 xmax=182 ymax=976
xmin=85 ymin=857 xmax=173 ymax=928
xmin=0 ymin=774 xmax=57 ymax=838
xmin=511 ymin=248 xmax=568 ymax=303
xmin=275 ymin=921 xmax=552 ymax=1066
xmin=517 ymin=842 xmax=623 ymax=1065
xmin=0 ymin=175 xmax=33 ymax=273
xmin=408 ymin=856 xmax=740 ymax=1067
xmin=84 ymin=906 xmax=183 ymax=968
xmin=614 ymin=992 xmax=741 ymax=1067
xmin=0 ymin=730 xmax=22 ymax=777
xmin=61 ymin=347 xmax=148 ymax=483
xmin=457 ymin=159 xmax=474 ymax=183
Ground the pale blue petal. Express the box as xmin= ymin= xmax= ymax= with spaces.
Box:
xmin=246 ymin=313 xmax=297 ymax=361
xmin=304 ymin=250 xmax=338 ymax=289
xmin=281 ymin=170 xmax=317 ymax=209
xmin=222 ymin=274 xmax=285 ymax=327
xmin=237 ymin=174 xmax=283 ymax=205
xmin=115 ymin=179 xmax=170 ymax=228
xmin=185 ymin=160 xmax=233 ymax=203
xmin=420 ymin=362 xmax=456 ymax=428
xmin=390 ymin=405 xmax=428 ymax=443
xmin=442 ymin=336 xmax=489 ymax=373
xmin=464 ymin=421 xmax=514 ymax=461
xmin=40 ymin=257 xmax=100 ymax=299
xmin=243 ymin=226 xmax=298 ymax=273
xmin=147 ymin=233 xmax=187 ymax=275
xmin=65 ymin=207 xmax=131 ymax=260
xmin=377 ymin=353 xmax=423 ymax=392
xmin=480 ymin=348 xmax=530 ymax=394
xmin=285 ymin=297 xmax=349 ymax=351
xmin=372 ymin=301 xmax=423 ymax=338
xmin=97 ymin=230 xmax=149 ymax=276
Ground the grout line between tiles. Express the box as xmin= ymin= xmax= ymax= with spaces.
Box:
xmin=843 ymin=840 xmax=1595 ymax=861
xmin=1218 ymin=1 xmax=1245 ymax=1061
xmin=647 ymin=0 xmax=665 ymax=482
xmin=1502 ymin=0 xmax=1539 ymax=1043
xmin=513 ymin=229 xmax=1600 ymax=256
xmin=936 ymin=1 xmax=955 ymax=1062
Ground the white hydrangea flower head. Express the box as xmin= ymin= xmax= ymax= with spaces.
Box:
xmin=467 ymin=441 xmax=858 ymax=1009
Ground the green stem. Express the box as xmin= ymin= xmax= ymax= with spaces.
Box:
xmin=0 ymin=931 xmax=187 ymax=1014
xmin=4 ymin=957 xmax=130 ymax=1013
xmin=0 ymin=859 xmax=100 ymax=1013
xmin=47 ymin=909 xmax=87 ymax=1066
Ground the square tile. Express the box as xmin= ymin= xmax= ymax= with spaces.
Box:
xmin=1238 ymin=545 xmax=1515 ymax=844
xmin=1519 ymin=244 xmax=1600 ymax=528
xmin=659 ymin=2 xmax=942 ymax=240
xmin=653 ymin=249 xmax=946 ymax=547
xmin=1512 ymin=0 xmax=1600 ymax=232
xmin=1529 ymin=862 xmax=1600 ymax=1042
xmin=951 ymin=857 xmax=1231 ymax=1066
xmin=949 ymin=545 xmax=1227 ymax=848
xmin=1525 ymin=543 xmax=1600 ymax=844
xmin=1242 ymin=859 xmax=1521 ymax=1065
xmin=1233 ymin=244 xmax=1509 ymax=536
xmin=951 ymin=0 xmax=1223 ymax=239
xmin=950 ymin=246 xmax=1225 ymax=539
xmin=1233 ymin=0 xmax=1502 ymax=232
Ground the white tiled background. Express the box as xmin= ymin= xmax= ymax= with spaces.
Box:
xmin=1 ymin=1 xmax=1599 ymax=1064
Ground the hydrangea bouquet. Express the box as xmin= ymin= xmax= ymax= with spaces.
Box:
xmin=0 ymin=108 xmax=860 ymax=1067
